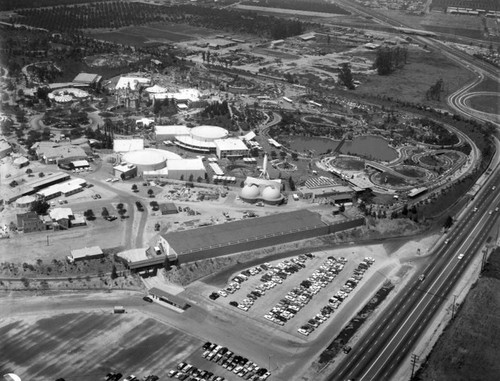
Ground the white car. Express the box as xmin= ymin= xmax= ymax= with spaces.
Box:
xmin=458 ymin=253 xmax=464 ymax=260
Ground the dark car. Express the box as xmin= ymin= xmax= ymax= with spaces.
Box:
xmin=143 ymin=296 xmax=153 ymax=303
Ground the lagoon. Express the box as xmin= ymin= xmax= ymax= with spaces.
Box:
xmin=284 ymin=135 xmax=397 ymax=162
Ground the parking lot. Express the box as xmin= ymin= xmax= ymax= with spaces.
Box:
xmin=205 ymin=247 xmax=389 ymax=340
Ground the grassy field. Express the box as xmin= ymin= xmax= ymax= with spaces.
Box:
xmin=0 ymin=312 xmax=201 ymax=380
xmin=375 ymin=10 xmax=489 ymax=40
xmin=467 ymin=94 xmax=500 ymax=114
xmin=356 ymin=47 xmax=475 ymax=106
xmin=415 ymin=248 xmax=500 ymax=381
xmin=88 ymin=22 xmax=216 ymax=46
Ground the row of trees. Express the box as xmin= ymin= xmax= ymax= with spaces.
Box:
xmin=373 ymin=46 xmax=408 ymax=75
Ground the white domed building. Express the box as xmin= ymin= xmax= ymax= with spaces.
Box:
xmin=121 ymin=148 xmax=181 ymax=173
xmin=175 ymin=125 xmax=228 ymax=153
xmin=240 ymin=177 xmax=284 ymax=205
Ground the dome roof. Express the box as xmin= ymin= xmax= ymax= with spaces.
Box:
xmin=261 ymin=186 xmax=281 ymax=201
xmin=191 ymin=125 xmax=228 ymax=141
xmin=122 ymin=149 xmax=180 ymax=166
xmin=241 ymin=184 xmax=260 ymax=199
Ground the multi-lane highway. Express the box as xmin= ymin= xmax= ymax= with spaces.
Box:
xmin=327 ymin=162 xmax=500 ymax=380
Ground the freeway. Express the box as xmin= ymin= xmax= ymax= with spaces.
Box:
xmin=327 ymin=163 xmax=500 ymax=380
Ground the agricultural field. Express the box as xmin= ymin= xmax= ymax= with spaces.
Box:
xmin=0 ymin=312 xmax=201 ymax=380
xmin=415 ymin=248 xmax=500 ymax=381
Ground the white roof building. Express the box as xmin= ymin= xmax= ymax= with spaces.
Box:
xmin=113 ymin=139 xmax=144 ymax=152
xmin=68 ymin=246 xmax=103 ymax=262
xmin=167 ymin=158 xmax=205 ymax=172
xmin=152 ymin=88 xmax=201 ymax=103
xmin=155 ymin=125 xmax=191 ymax=141
xmin=49 ymin=207 xmax=73 ymax=221
xmin=214 ymin=138 xmax=249 ymax=159
xmin=115 ymin=76 xmax=150 ymax=90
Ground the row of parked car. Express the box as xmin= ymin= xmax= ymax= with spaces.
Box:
xmin=264 ymin=256 xmax=347 ymax=327
xmin=297 ymin=257 xmax=375 ymax=336
xmin=200 ymin=342 xmax=271 ymax=381
xmin=227 ymin=254 xmax=313 ymax=312
xmin=168 ymin=362 xmax=223 ymax=381
xmin=104 ymin=373 xmax=158 ymax=381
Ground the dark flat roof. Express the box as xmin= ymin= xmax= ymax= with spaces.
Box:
xmin=163 ymin=209 xmax=325 ymax=255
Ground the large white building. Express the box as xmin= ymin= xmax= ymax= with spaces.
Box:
xmin=174 ymin=125 xmax=229 ymax=153
xmin=143 ymin=158 xmax=206 ymax=181
xmin=214 ymin=138 xmax=249 ymax=159
xmin=121 ymin=148 xmax=181 ymax=173
xmin=155 ymin=125 xmax=190 ymax=143
xmin=240 ymin=177 xmax=283 ymax=205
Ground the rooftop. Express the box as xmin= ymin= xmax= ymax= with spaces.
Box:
xmin=155 ymin=125 xmax=190 ymax=136
xmin=167 ymin=158 xmax=205 ymax=171
xmin=162 ymin=209 xmax=324 ymax=255
xmin=70 ymin=246 xmax=103 ymax=260
xmin=214 ymin=138 xmax=248 ymax=151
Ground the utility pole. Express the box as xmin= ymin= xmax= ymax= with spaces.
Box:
xmin=481 ymin=249 xmax=488 ymax=272
xmin=410 ymin=353 xmax=419 ymax=380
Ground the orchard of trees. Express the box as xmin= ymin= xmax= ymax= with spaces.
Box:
xmin=11 ymin=2 xmax=313 ymax=40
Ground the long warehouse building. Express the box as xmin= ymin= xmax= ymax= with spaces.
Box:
xmin=128 ymin=210 xmax=365 ymax=271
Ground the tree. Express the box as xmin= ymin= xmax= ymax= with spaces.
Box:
xmin=444 ymin=215 xmax=453 ymax=229
xmin=39 ymin=172 xmax=45 ymax=178
xmin=426 ymin=78 xmax=445 ymax=101
xmin=101 ymin=207 xmax=109 ymax=218
xmin=84 ymin=209 xmax=95 ymax=220
xmin=147 ymin=189 xmax=154 ymax=197
xmin=117 ymin=203 xmax=124 ymax=210
xmin=111 ymin=264 xmax=118 ymax=280
xmin=189 ymin=174 xmax=194 ymax=182
xmin=26 ymin=168 xmax=33 ymax=176
xmin=291 ymin=152 xmax=299 ymax=161
xmin=31 ymin=199 xmax=50 ymax=215
xmin=401 ymin=204 xmax=409 ymax=216
xmin=288 ymin=176 xmax=296 ymax=191
xmin=338 ymin=63 xmax=355 ymax=89
xmin=374 ymin=46 xmax=408 ymax=75
xmin=339 ymin=204 xmax=345 ymax=212
xmin=131 ymin=184 xmax=138 ymax=192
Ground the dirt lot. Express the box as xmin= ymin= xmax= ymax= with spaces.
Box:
xmin=414 ymin=247 xmax=500 ymax=381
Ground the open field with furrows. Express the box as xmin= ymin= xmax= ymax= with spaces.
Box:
xmin=415 ymin=248 xmax=500 ymax=381
xmin=355 ymin=48 xmax=475 ymax=106
xmin=0 ymin=312 xmax=201 ymax=380
xmin=88 ymin=22 xmax=218 ymax=45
